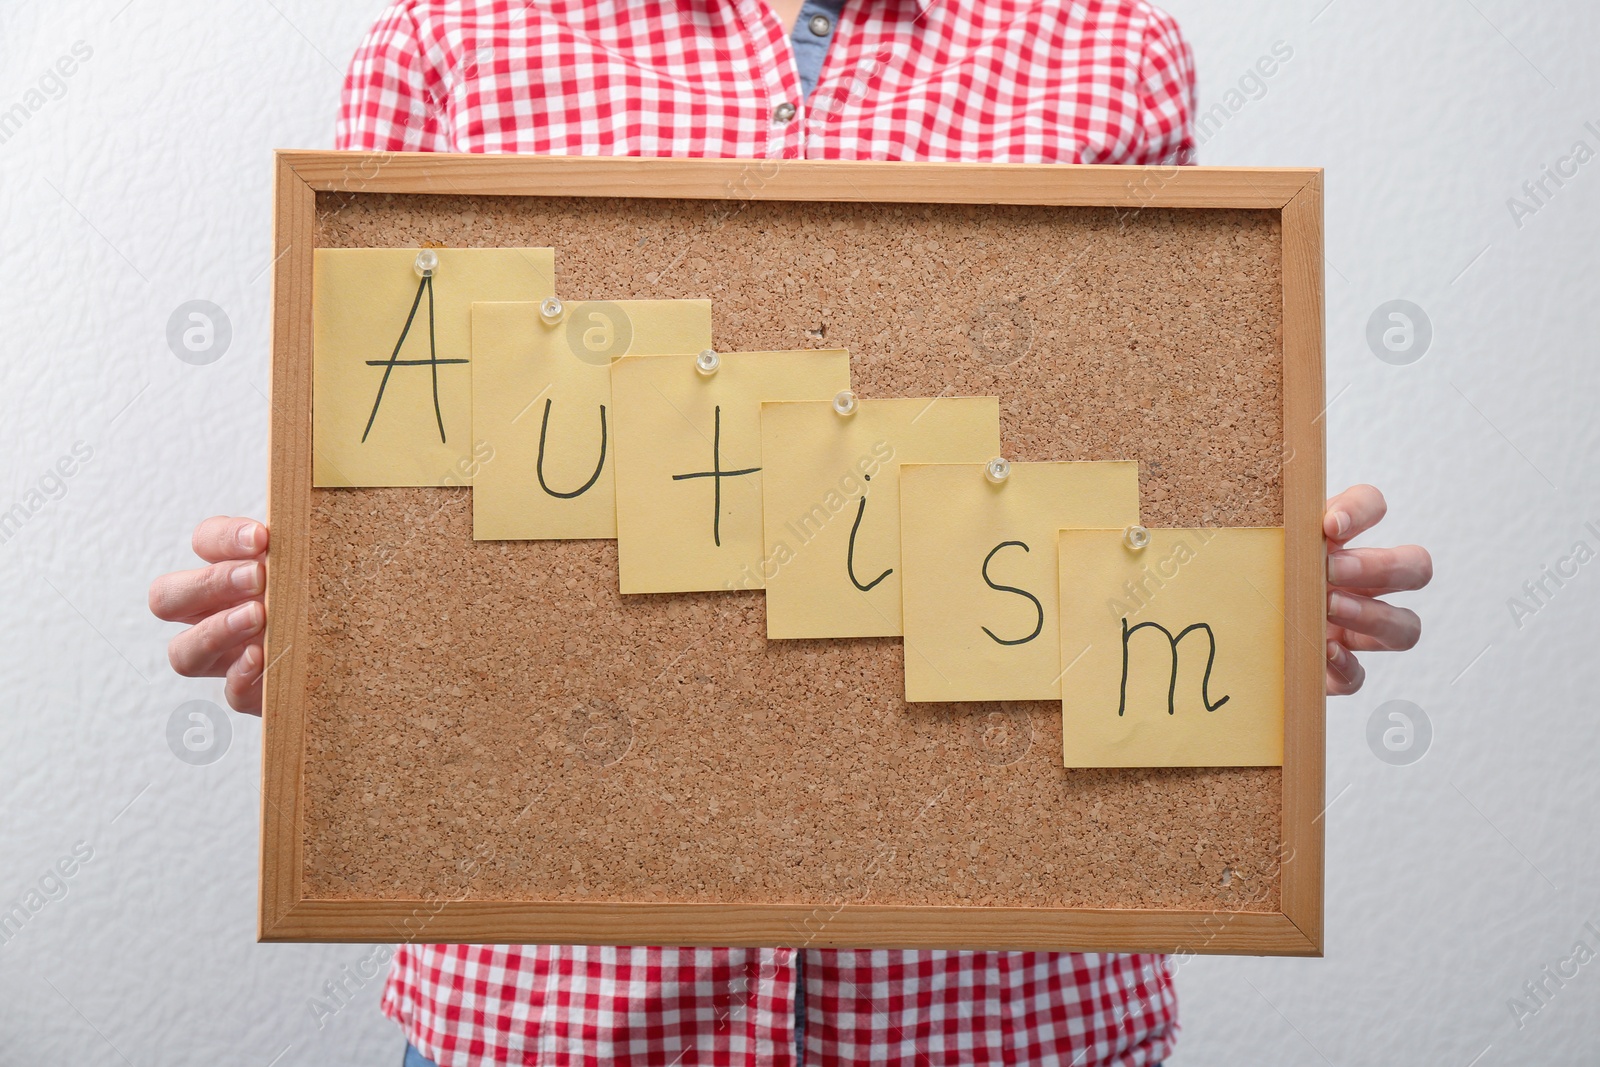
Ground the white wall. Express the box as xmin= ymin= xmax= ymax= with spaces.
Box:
xmin=0 ymin=1 xmax=1594 ymax=1064
xmin=1163 ymin=1 xmax=1600 ymax=1064
xmin=0 ymin=3 xmax=399 ymax=1063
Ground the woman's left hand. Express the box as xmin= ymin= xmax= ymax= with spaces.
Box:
xmin=1323 ymin=484 xmax=1432 ymax=696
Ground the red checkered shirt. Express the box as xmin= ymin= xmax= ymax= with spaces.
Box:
xmin=340 ymin=1 xmax=1194 ymax=1063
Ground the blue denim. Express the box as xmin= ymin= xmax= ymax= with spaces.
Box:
xmin=794 ymin=949 xmax=807 ymax=1061
xmin=788 ymin=0 xmax=846 ymax=99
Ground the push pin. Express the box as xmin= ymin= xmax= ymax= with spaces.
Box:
xmin=695 ymin=349 xmax=720 ymax=376
xmin=1124 ymin=525 xmax=1151 ymax=551
xmin=539 ymin=296 xmax=565 ymax=325
xmin=413 ymin=248 xmax=438 ymax=277
xmin=833 ymin=389 xmax=857 ymax=416
xmin=984 ymin=457 xmax=1010 ymax=484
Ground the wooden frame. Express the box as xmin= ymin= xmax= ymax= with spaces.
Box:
xmin=262 ymin=153 xmax=1325 ymax=955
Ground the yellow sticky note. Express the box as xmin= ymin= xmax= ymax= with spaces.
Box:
xmin=759 ymin=398 xmax=1001 ymax=638
xmin=470 ymin=300 xmax=713 ymax=540
xmin=313 ymin=248 xmax=555 ymax=487
xmin=1058 ymin=527 xmax=1285 ymax=768
xmin=900 ymin=461 xmax=1139 ymax=702
xmin=610 ymin=350 xmax=851 ymax=593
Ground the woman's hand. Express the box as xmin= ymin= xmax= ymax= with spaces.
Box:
xmin=149 ymin=516 xmax=269 ymax=714
xmin=1323 ymin=485 xmax=1431 ymax=696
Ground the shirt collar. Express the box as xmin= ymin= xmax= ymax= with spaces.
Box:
xmin=741 ymin=0 xmax=930 ymax=29
xmin=823 ymin=0 xmax=933 ymax=20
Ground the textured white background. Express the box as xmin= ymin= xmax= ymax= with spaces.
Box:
xmin=1 ymin=2 xmax=1596 ymax=1064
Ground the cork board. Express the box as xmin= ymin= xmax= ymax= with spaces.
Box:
xmin=262 ymin=155 xmax=1326 ymax=955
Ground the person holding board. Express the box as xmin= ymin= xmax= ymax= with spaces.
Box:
xmin=147 ymin=2 xmax=1433 ymax=1063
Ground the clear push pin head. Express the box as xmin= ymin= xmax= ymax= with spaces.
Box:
xmin=1124 ymin=525 xmax=1151 ymax=551
xmin=695 ymin=349 xmax=720 ymax=376
xmin=539 ymin=296 xmax=565 ymax=325
xmin=413 ymin=249 xmax=439 ymax=277
xmin=833 ymin=389 xmax=857 ymax=416
xmin=984 ymin=457 xmax=1011 ymax=484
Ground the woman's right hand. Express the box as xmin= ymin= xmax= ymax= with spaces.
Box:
xmin=148 ymin=516 xmax=269 ymax=714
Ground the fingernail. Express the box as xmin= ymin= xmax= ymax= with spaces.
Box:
xmin=227 ymin=602 xmax=261 ymax=633
xmin=1327 ymin=553 xmax=1358 ymax=584
xmin=230 ymin=561 xmax=262 ymax=595
xmin=1330 ymin=511 xmax=1350 ymax=539
xmin=242 ymin=644 xmax=263 ymax=677
xmin=1328 ymin=591 xmax=1358 ymax=621
xmin=236 ymin=522 xmax=261 ymax=554
xmin=1326 ymin=639 xmax=1343 ymax=664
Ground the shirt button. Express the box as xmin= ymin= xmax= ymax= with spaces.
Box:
xmin=808 ymin=13 xmax=832 ymax=36
xmin=772 ymin=101 xmax=797 ymax=124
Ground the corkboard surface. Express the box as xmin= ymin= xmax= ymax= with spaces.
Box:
xmin=302 ymin=192 xmax=1284 ymax=914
